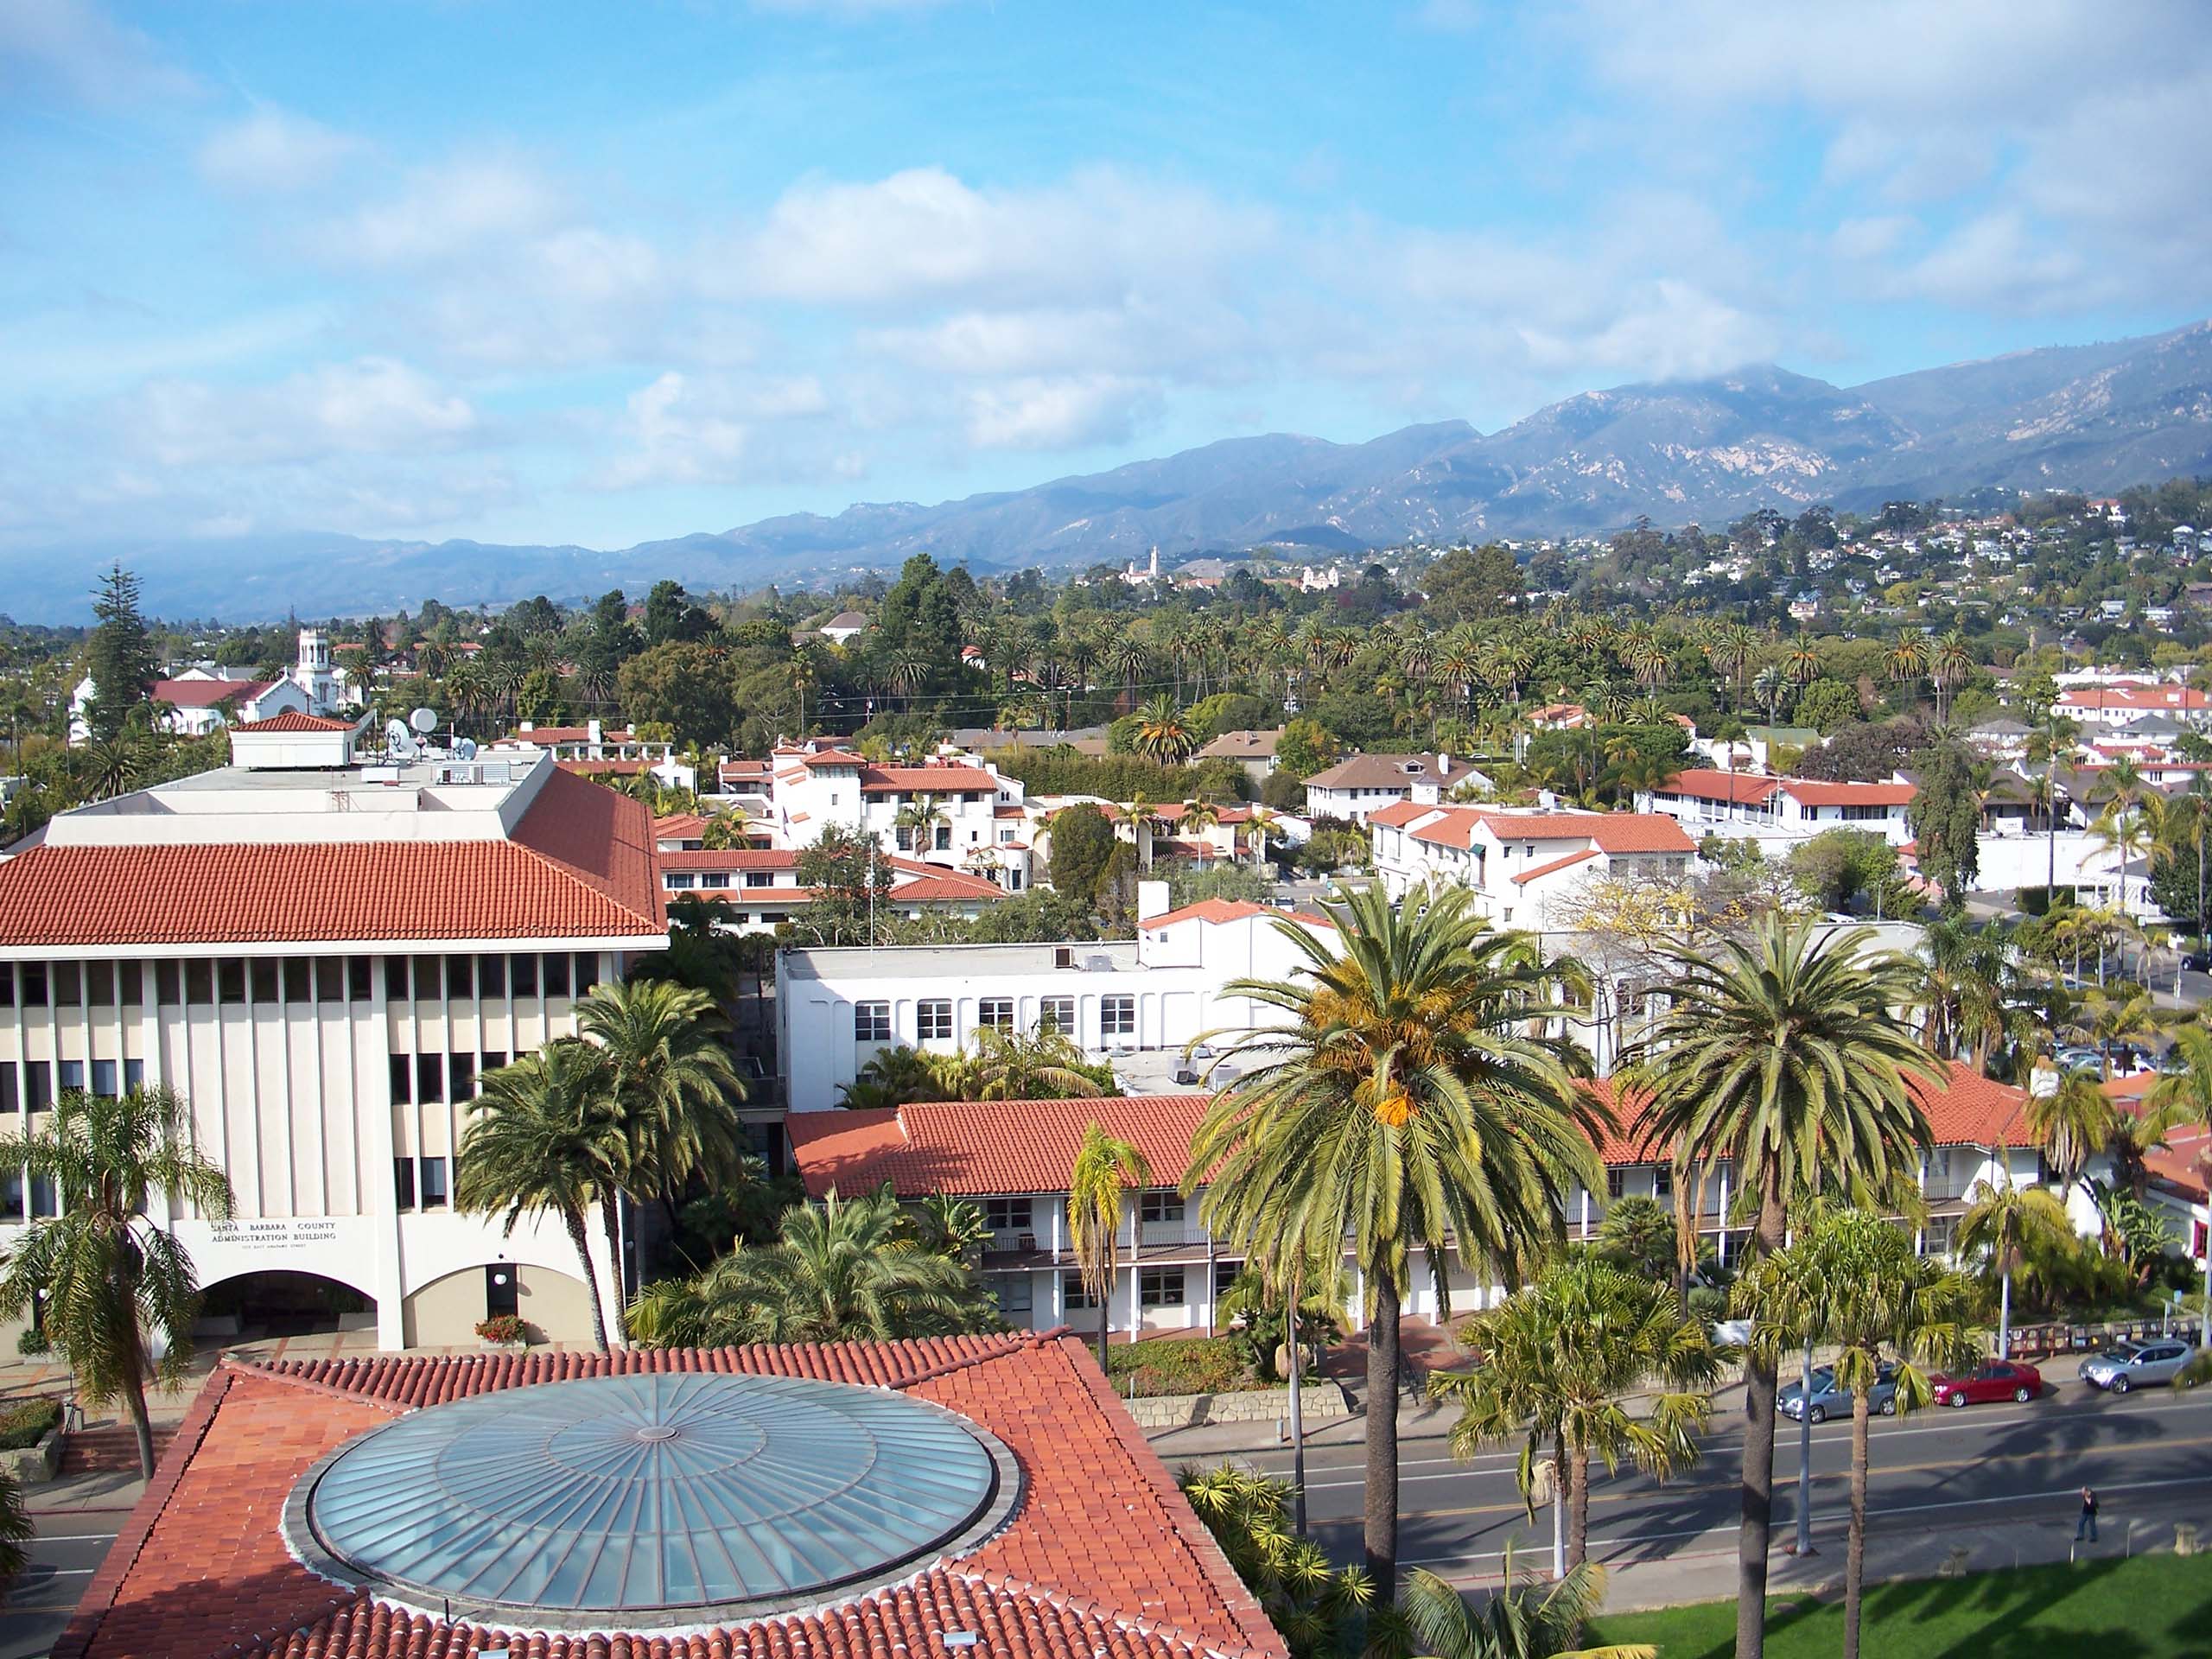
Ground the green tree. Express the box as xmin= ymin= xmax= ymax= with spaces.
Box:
xmin=1733 ymin=1210 xmax=1980 ymax=1659
xmin=1955 ymin=1171 xmax=2075 ymax=1360
xmin=456 ymin=1043 xmax=628 ymax=1353
xmin=1593 ymin=1195 xmax=1678 ymax=1285
xmin=1791 ymin=677 xmax=1858 ymax=735
xmin=966 ymin=1026 xmax=1110 ymax=1100
xmin=1624 ymin=918 xmax=1938 ymax=1659
xmin=1192 ymin=883 xmax=1602 ymax=1602
xmin=1423 ymin=543 xmax=1524 ymax=626
xmin=1434 ymin=1253 xmax=1722 ymax=1567
xmin=791 ymin=825 xmax=894 ymax=945
xmin=83 ymin=564 xmax=159 ymax=744
xmin=1048 ymin=802 xmax=1117 ymax=904
xmin=1070 ymin=1123 xmax=1153 ymax=1369
xmin=1906 ymin=736 xmax=1981 ymax=906
xmin=615 ymin=641 xmax=734 ymax=746
xmin=1135 ymin=695 xmax=1196 ymax=766
xmin=1179 ymin=1465 xmax=1378 ymax=1659
xmin=0 ymin=1088 xmax=232 ymax=1477
xmin=1274 ymin=717 xmax=1340 ymax=780
xmin=1403 ymin=1556 xmax=1652 ymax=1659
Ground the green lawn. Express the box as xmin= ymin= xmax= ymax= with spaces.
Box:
xmin=1585 ymin=1552 xmax=2212 ymax=1658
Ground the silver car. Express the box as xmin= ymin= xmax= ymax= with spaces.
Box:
xmin=2078 ymin=1340 xmax=2197 ymax=1394
xmin=1779 ymin=1363 xmax=1898 ymax=1423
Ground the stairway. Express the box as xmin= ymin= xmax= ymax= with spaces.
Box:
xmin=57 ymin=1421 xmax=175 ymax=1478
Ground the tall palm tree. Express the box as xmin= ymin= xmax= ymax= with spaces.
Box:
xmin=1070 ymin=1124 xmax=1152 ymax=1368
xmin=575 ymin=976 xmax=747 ymax=1283
xmin=1191 ymin=883 xmax=1603 ymax=1603
xmin=1955 ymin=1169 xmax=2075 ymax=1360
xmin=1785 ymin=635 xmax=1823 ymax=688
xmin=1913 ymin=918 xmax=2027 ymax=1071
xmin=1885 ymin=627 xmax=1931 ymax=707
xmin=1179 ymin=798 xmax=1223 ymax=865
xmin=0 ymin=1088 xmax=232 ymax=1477
xmin=456 ymin=1043 xmax=627 ymax=1352
xmin=1435 ymin=1253 xmax=1722 ymax=1570
xmin=1931 ymin=629 xmax=1974 ymax=722
xmin=894 ymin=795 xmax=951 ymax=857
xmin=2024 ymin=1068 xmax=2112 ymax=1205
xmin=1103 ymin=635 xmax=1148 ymax=713
xmin=1135 ymin=695 xmax=1196 ymax=766
xmin=1734 ymin=1209 xmax=1980 ymax=1659
xmin=1624 ymin=918 xmax=1937 ymax=1659
xmin=626 ymin=1186 xmax=995 ymax=1344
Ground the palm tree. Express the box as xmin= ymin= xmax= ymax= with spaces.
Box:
xmin=894 ymin=795 xmax=951 ymax=857
xmin=1070 ymin=1124 xmax=1152 ymax=1368
xmin=1931 ymin=629 xmax=1974 ymax=722
xmin=2024 ymin=1068 xmax=2112 ymax=1205
xmin=626 ymin=1186 xmax=995 ymax=1344
xmin=1435 ymin=1254 xmax=1722 ymax=1570
xmin=575 ymin=977 xmax=747 ymax=1283
xmin=968 ymin=1026 xmax=1106 ymax=1100
xmin=1179 ymin=798 xmax=1223 ymax=865
xmin=1135 ymin=695 xmax=1196 ymax=766
xmin=1402 ymin=1555 xmax=1655 ymax=1659
xmin=1191 ymin=883 xmax=1603 ymax=1603
xmin=1624 ymin=918 xmax=1937 ymax=1659
xmin=1734 ymin=1209 xmax=1980 ymax=1659
xmin=1955 ymin=1169 xmax=2075 ymax=1360
xmin=456 ymin=1043 xmax=627 ymax=1352
xmin=1785 ymin=635 xmax=1823 ymax=688
xmin=1885 ymin=627 xmax=1931 ymax=707
xmin=1913 ymin=918 xmax=2028 ymax=1071
xmin=1750 ymin=664 xmax=1788 ymax=727
xmin=0 ymin=1088 xmax=233 ymax=1477
xmin=2090 ymin=798 xmax=2157 ymax=929
xmin=1103 ymin=636 xmax=1148 ymax=713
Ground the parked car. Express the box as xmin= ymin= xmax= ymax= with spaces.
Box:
xmin=2054 ymin=1046 xmax=2102 ymax=1072
xmin=1929 ymin=1359 xmax=2043 ymax=1408
xmin=2181 ymin=949 xmax=2212 ymax=974
xmin=2078 ymin=1340 xmax=2198 ymax=1394
xmin=1779 ymin=1363 xmax=1898 ymax=1423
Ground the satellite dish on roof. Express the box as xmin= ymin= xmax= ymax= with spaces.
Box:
xmin=409 ymin=707 xmax=439 ymax=735
xmin=454 ymin=737 xmax=478 ymax=761
xmin=385 ymin=718 xmax=418 ymax=760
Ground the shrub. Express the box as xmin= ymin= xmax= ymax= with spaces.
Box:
xmin=14 ymin=1328 xmax=48 ymax=1358
xmin=1687 ymin=1286 xmax=1729 ymax=1325
xmin=474 ymin=1315 xmax=528 ymax=1345
xmin=0 ymin=1399 xmax=61 ymax=1452
xmin=1103 ymin=1336 xmax=1251 ymax=1397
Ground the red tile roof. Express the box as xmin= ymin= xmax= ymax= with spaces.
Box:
xmin=1512 ymin=847 xmax=1599 ymax=884
xmin=1367 ymin=798 xmax=1435 ymax=829
xmin=890 ymin=868 xmax=1009 ymax=902
xmin=228 ymin=711 xmax=353 ymax=734
xmin=1480 ymin=811 xmax=1694 ymax=854
xmin=151 ymin=677 xmax=276 ymax=709
xmin=0 ymin=767 xmax=665 ymax=945
xmin=1655 ymin=770 xmax=1914 ymax=809
xmin=1143 ymin=899 xmax=1277 ymax=930
xmin=658 ymin=846 xmax=802 ymax=871
xmin=791 ymin=1096 xmax=1216 ymax=1197
xmin=862 ymin=766 xmax=1000 ymax=794
xmin=1779 ymin=779 xmax=1917 ymax=807
xmin=60 ymin=1338 xmax=1286 ymax=1659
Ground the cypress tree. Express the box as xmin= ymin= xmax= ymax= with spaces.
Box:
xmin=84 ymin=564 xmax=157 ymax=743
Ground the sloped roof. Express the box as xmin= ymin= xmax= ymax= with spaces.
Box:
xmin=56 ymin=1338 xmax=1284 ymax=1659
xmin=151 ymin=677 xmax=277 ymax=709
xmin=1475 ymin=811 xmax=1696 ymax=854
xmin=1367 ymin=798 xmax=1437 ymax=829
xmin=862 ymin=766 xmax=1000 ymax=793
xmin=229 ymin=711 xmax=353 ymax=734
xmin=1652 ymin=769 xmax=1783 ymax=805
xmin=1512 ymin=847 xmax=1599 ymax=884
xmin=0 ymin=767 xmax=664 ymax=945
xmin=1196 ymin=728 xmax=1286 ymax=760
xmin=1303 ymin=753 xmax=1484 ymax=791
xmin=1778 ymin=779 xmax=1917 ymax=807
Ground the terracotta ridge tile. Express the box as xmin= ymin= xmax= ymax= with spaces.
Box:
xmin=886 ymin=1328 xmax=1058 ymax=1392
xmin=50 ymin=1367 xmax=238 ymax=1659
xmin=1049 ymin=1336 xmax=1288 ymax=1659
xmin=224 ymin=1355 xmax=412 ymax=1414
xmin=951 ymin=1569 xmax=1261 ymax=1659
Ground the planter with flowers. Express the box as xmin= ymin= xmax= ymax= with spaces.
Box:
xmin=474 ymin=1315 xmax=529 ymax=1352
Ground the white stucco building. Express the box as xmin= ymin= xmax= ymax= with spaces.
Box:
xmin=1301 ymin=752 xmax=1492 ymax=823
xmin=755 ymin=742 xmax=1033 ymax=891
xmin=0 ymin=714 xmax=669 ymax=1350
xmin=1368 ymin=802 xmax=1696 ymax=927
xmin=1638 ymin=769 xmax=1916 ymax=850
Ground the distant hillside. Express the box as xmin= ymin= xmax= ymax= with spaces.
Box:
xmin=32 ymin=321 xmax=2212 ymax=620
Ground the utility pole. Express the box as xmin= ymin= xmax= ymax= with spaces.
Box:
xmin=1794 ymin=1338 xmax=1817 ymax=1557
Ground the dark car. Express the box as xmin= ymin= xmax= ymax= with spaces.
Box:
xmin=1929 ymin=1358 xmax=2043 ymax=1408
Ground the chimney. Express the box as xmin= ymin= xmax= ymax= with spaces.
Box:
xmin=588 ymin=718 xmax=603 ymax=745
xmin=1137 ymin=879 xmax=1171 ymax=923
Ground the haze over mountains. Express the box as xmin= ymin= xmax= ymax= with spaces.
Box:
xmin=27 ymin=321 xmax=2212 ymax=623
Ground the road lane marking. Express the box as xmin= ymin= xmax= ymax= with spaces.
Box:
xmin=33 ymin=1534 xmax=118 ymax=1543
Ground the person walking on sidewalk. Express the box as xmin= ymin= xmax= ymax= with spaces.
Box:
xmin=2075 ymin=1485 xmax=2099 ymax=1542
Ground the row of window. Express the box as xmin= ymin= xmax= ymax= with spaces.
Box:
xmin=857 ymin=994 xmax=1133 ymax=1046
xmin=664 ymin=872 xmax=784 ymax=891
xmin=1060 ymin=1263 xmax=1230 ymax=1311
xmin=393 ymin=1154 xmax=451 ymax=1211
xmin=976 ymin=1191 xmax=1184 ymax=1232
xmin=0 ymin=1057 xmax=144 ymax=1112
xmin=0 ymin=953 xmax=601 ymax=1011
xmin=388 ymin=1051 xmax=504 ymax=1106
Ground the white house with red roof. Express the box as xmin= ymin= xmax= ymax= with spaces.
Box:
xmin=0 ymin=718 xmax=669 ymax=1351
xmin=759 ymin=740 xmax=1033 ymax=890
xmin=1369 ymin=802 xmax=1696 ymax=927
xmin=2054 ymin=680 xmax=2212 ymax=728
xmin=1637 ymin=768 xmax=1916 ymax=849
xmin=776 ymin=886 xmax=1338 ymax=1114
xmin=1300 ymin=750 xmax=1492 ymax=823
xmin=656 ymin=845 xmax=1007 ymax=933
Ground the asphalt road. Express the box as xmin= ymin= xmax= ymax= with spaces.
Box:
xmin=0 ymin=1505 xmax=127 ymax=1659
xmin=1236 ymin=1378 xmax=2212 ymax=1583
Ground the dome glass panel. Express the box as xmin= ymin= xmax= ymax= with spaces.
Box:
xmin=289 ymin=1371 xmax=1014 ymax=1627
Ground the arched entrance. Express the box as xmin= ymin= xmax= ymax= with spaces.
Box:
xmin=198 ymin=1270 xmax=376 ymax=1341
xmin=401 ymin=1261 xmax=596 ymax=1348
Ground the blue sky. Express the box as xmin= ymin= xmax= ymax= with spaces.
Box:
xmin=3 ymin=0 xmax=2207 ymax=563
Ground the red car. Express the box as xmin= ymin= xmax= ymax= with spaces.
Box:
xmin=1929 ymin=1359 xmax=2043 ymax=1408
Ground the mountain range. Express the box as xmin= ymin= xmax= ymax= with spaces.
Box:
xmin=26 ymin=320 xmax=2212 ymax=623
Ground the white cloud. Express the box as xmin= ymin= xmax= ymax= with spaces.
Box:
xmin=0 ymin=0 xmax=196 ymax=105
xmin=964 ymin=375 xmax=1155 ymax=451
xmin=321 ymin=154 xmax=568 ymax=268
xmin=124 ymin=358 xmax=478 ymax=467
xmin=596 ymin=370 xmax=832 ymax=489
xmin=199 ymin=109 xmax=365 ymax=194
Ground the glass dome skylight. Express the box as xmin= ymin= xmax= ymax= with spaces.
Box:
xmin=286 ymin=1371 xmax=1016 ymax=1629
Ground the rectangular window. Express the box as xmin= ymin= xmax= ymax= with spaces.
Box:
xmin=52 ymin=963 xmax=80 ymax=1006
xmin=185 ymin=960 xmax=213 ymax=1004
xmin=90 ymin=1059 xmax=117 ymax=1097
xmin=25 ymin=1065 xmax=51 ymax=1111
xmin=389 ymin=1054 xmax=412 ymax=1104
xmin=20 ymin=963 xmax=46 ymax=1006
xmin=283 ymin=957 xmax=311 ymax=1003
xmin=86 ymin=962 xmax=114 ymax=1006
xmin=746 ymin=872 xmax=772 ymax=888
xmin=419 ymin=1156 xmax=450 ymax=1209
xmin=393 ymin=1157 xmax=416 ymax=1210
xmin=933 ymin=825 xmax=951 ymax=851
xmin=855 ymin=1001 xmax=893 ymax=1044
xmin=316 ymin=957 xmax=345 ymax=1001
xmin=1038 ymin=995 xmax=1076 ymax=1036
xmin=385 ymin=957 xmax=410 ymax=1001
xmin=1215 ymin=1259 xmax=1243 ymax=1299
xmin=543 ymin=953 xmax=572 ymax=996
xmin=665 ymin=872 xmax=696 ymax=890
xmin=1605 ymin=1168 xmax=1624 ymax=1200
xmin=412 ymin=956 xmax=442 ymax=1001
xmin=1140 ymin=1192 xmax=1184 ymax=1225
xmin=416 ymin=1054 xmax=445 ymax=1104
xmin=480 ymin=1050 xmax=507 ymax=1074
xmin=982 ymin=1196 xmax=1031 ymax=1232
xmin=1100 ymin=995 xmax=1136 ymax=1037
xmin=118 ymin=962 xmax=142 ymax=1005
xmin=1062 ymin=1271 xmax=1096 ymax=1311
xmin=576 ymin=953 xmax=598 ymax=994
xmin=348 ymin=956 xmax=373 ymax=1001
xmin=1652 ymin=1166 xmax=1673 ymax=1199
xmin=1139 ymin=1268 xmax=1186 ymax=1308
xmin=250 ymin=958 xmax=278 ymax=1005
xmin=448 ymin=1053 xmax=476 ymax=1099
xmin=0 ymin=1064 xmax=14 ymax=1114
xmin=478 ymin=954 xmax=506 ymax=998
xmin=917 ymin=1000 xmax=954 ymax=1041
xmin=0 ymin=1173 xmax=21 ymax=1224
xmin=124 ymin=1059 xmax=143 ymax=1092
xmin=0 ymin=963 xmax=11 ymax=1006
xmin=59 ymin=1060 xmax=83 ymax=1094
xmin=28 ymin=1174 xmax=54 ymax=1217
xmin=512 ymin=953 xmax=539 ymax=995
xmin=978 ymin=996 xmax=1015 ymax=1031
